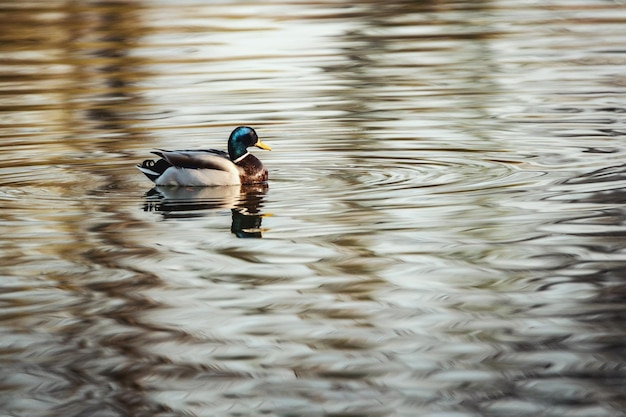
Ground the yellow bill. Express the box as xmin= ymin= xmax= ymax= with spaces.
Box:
xmin=255 ymin=139 xmax=271 ymax=151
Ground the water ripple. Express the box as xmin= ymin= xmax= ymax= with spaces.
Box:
xmin=271 ymin=149 xmax=523 ymax=208
xmin=2 ymin=1 xmax=626 ymax=417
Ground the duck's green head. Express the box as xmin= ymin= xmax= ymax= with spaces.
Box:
xmin=228 ymin=126 xmax=271 ymax=161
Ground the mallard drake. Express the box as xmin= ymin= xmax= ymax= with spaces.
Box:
xmin=137 ymin=126 xmax=271 ymax=186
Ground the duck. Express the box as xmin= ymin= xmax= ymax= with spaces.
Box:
xmin=137 ymin=126 xmax=271 ymax=186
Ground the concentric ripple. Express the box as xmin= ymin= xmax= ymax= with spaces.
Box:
xmin=261 ymin=148 xmax=535 ymax=239
xmin=271 ymin=150 xmax=525 ymax=207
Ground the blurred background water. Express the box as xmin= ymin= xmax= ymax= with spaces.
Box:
xmin=1 ymin=1 xmax=626 ymax=416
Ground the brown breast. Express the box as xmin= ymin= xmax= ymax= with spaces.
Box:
xmin=237 ymin=155 xmax=268 ymax=184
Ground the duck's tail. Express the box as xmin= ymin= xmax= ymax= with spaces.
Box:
xmin=136 ymin=158 xmax=172 ymax=182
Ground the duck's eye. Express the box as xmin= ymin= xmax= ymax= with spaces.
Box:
xmin=246 ymin=133 xmax=258 ymax=144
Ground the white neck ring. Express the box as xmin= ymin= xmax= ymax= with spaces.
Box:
xmin=233 ymin=152 xmax=249 ymax=163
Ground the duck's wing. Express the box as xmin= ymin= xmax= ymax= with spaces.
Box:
xmin=153 ymin=149 xmax=234 ymax=171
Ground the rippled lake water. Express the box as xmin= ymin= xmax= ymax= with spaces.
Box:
xmin=2 ymin=1 xmax=626 ymax=416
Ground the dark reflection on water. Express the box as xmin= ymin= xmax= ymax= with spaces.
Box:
xmin=1 ymin=0 xmax=626 ymax=416
xmin=144 ymin=185 xmax=268 ymax=238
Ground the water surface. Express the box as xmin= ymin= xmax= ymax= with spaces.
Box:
xmin=1 ymin=1 xmax=626 ymax=416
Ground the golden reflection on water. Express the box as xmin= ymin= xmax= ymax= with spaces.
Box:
xmin=1 ymin=1 xmax=626 ymax=416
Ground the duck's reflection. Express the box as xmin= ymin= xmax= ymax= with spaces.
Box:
xmin=143 ymin=184 xmax=268 ymax=238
